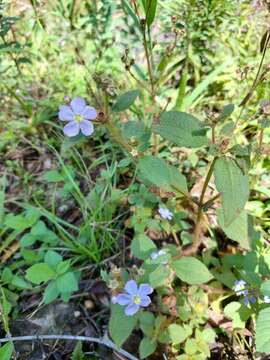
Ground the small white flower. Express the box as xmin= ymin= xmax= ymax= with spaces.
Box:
xmin=233 ymin=280 xmax=247 ymax=296
xmin=150 ymin=250 xmax=168 ymax=265
xmin=264 ymin=295 xmax=270 ymax=303
xmin=158 ymin=207 xmax=173 ymax=220
xmin=150 ymin=250 xmax=167 ymax=260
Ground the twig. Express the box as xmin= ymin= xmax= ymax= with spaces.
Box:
xmin=0 ymin=334 xmax=139 ymax=360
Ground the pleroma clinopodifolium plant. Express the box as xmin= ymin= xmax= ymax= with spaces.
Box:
xmin=53 ymin=1 xmax=270 ymax=358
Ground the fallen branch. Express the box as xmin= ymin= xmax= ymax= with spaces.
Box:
xmin=0 ymin=334 xmax=139 ymax=360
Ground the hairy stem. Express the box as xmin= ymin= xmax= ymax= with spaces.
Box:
xmin=182 ymin=157 xmax=217 ymax=256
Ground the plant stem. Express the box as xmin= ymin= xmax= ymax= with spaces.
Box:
xmin=141 ymin=24 xmax=155 ymax=98
xmin=141 ymin=21 xmax=159 ymax=155
xmin=131 ymin=2 xmax=159 ymax=155
xmin=0 ymin=334 xmax=139 ymax=360
xmin=211 ymin=125 xmax=216 ymax=144
xmin=182 ymin=157 xmax=217 ymax=256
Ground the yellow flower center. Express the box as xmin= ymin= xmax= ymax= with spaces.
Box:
xmin=133 ymin=295 xmax=141 ymax=305
xmin=74 ymin=114 xmax=83 ymax=123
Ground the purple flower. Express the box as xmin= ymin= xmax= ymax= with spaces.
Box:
xmin=243 ymin=294 xmax=256 ymax=306
xmin=58 ymin=97 xmax=97 ymax=137
xmin=158 ymin=207 xmax=173 ymax=220
xmin=233 ymin=280 xmax=247 ymax=296
xmin=112 ymin=280 xmax=153 ymax=316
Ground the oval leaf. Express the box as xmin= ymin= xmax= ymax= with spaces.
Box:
xmin=0 ymin=342 xmax=14 ymax=360
xmin=25 ymin=263 xmax=55 ymax=285
xmin=155 ymin=111 xmax=208 ymax=148
xmin=139 ymin=337 xmax=157 ymax=359
xmin=138 ymin=155 xmax=188 ymax=194
xmin=256 ymin=308 xmax=270 ymax=352
xmin=112 ymin=90 xmax=140 ymax=112
xmin=143 ymin=0 xmax=158 ymax=27
xmin=214 ymin=157 xmax=249 ymax=227
xmin=131 ymin=234 xmax=156 ymax=260
xmin=218 ymin=209 xmax=253 ymax=250
xmin=172 ymin=257 xmax=213 ymax=285
xmin=109 ymin=304 xmax=138 ymax=347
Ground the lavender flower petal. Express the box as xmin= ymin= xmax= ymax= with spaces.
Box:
xmin=71 ymin=97 xmax=86 ymax=113
xmin=125 ymin=280 xmax=138 ymax=296
xmin=140 ymin=296 xmax=151 ymax=307
xmin=82 ymin=106 xmax=98 ymax=120
xmin=80 ymin=120 xmax=94 ymax=136
xmin=243 ymin=296 xmax=250 ymax=306
xmin=115 ymin=294 xmax=132 ymax=306
xmin=63 ymin=121 xmax=80 ymax=137
xmin=138 ymin=284 xmax=153 ymax=297
xmin=59 ymin=105 xmax=74 ymax=121
xmin=125 ymin=303 xmax=140 ymax=316
xmin=158 ymin=207 xmax=173 ymax=220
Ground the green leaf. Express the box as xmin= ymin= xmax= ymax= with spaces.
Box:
xmin=2 ymin=297 xmax=11 ymax=316
xmin=168 ymin=324 xmax=188 ymax=344
xmin=218 ymin=209 xmax=253 ymax=250
xmin=0 ymin=342 xmax=14 ymax=360
xmin=1 ymin=268 xmax=13 ymax=283
xmin=155 ymin=111 xmax=208 ymax=148
xmin=172 ymin=257 xmax=213 ymax=285
xmin=21 ymin=249 xmax=42 ymax=263
xmin=43 ymin=281 xmax=60 ymax=304
xmin=256 ymin=308 xmax=270 ymax=352
xmin=25 ymin=263 xmax=55 ymax=284
xmin=121 ymin=0 xmax=141 ymax=30
xmin=220 ymin=121 xmax=234 ymax=136
xmin=56 ymin=272 xmax=78 ymax=293
xmin=143 ymin=0 xmax=157 ymax=27
xmin=118 ymin=158 xmax=132 ymax=168
xmin=202 ymin=328 xmax=216 ymax=343
xmin=44 ymin=250 xmax=63 ymax=268
xmin=112 ymin=90 xmax=140 ymax=112
xmin=224 ymin=302 xmax=251 ymax=329
xmin=31 ymin=220 xmax=47 ymax=236
xmin=214 ymin=157 xmax=249 ymax=226
xmin=71 ymin=342 xmax=85 ymax=360
xmin=139 ymin=337 xmax=157 ymax=359
xmin=11 ymin=275 xmax=31 ymax=289
xmin=43 ymin=170 xmax=64 ymax=182
xmin=109 ymin=304 xmax=138 ymax=347
xmin=138 ymin=155 xmax=188 ymax=194
xmin=131 ymin=234 xmax=156 ymax=260
xmin=56 ymin=260 xmax=71 ymax=275
xmin=4 ymin=214 xmax=32 ymax=231
xmin=219 ymin=104 xmax=235 ymax=121
xmin=20 ymin=233 xmax=36 ymax=247
xmin=148 ymin=264 xmax=170 ymax=288
xmin=139 ymin=311 xmax=155 ymax=337
xmin=261 ymin=280 xmax=270 ymax=297
xmin=61 ymin=292 xmax=72 ymax=302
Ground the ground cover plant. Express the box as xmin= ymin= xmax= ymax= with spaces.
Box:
xmin=0 ymin=0 xmax=270 ymax=359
